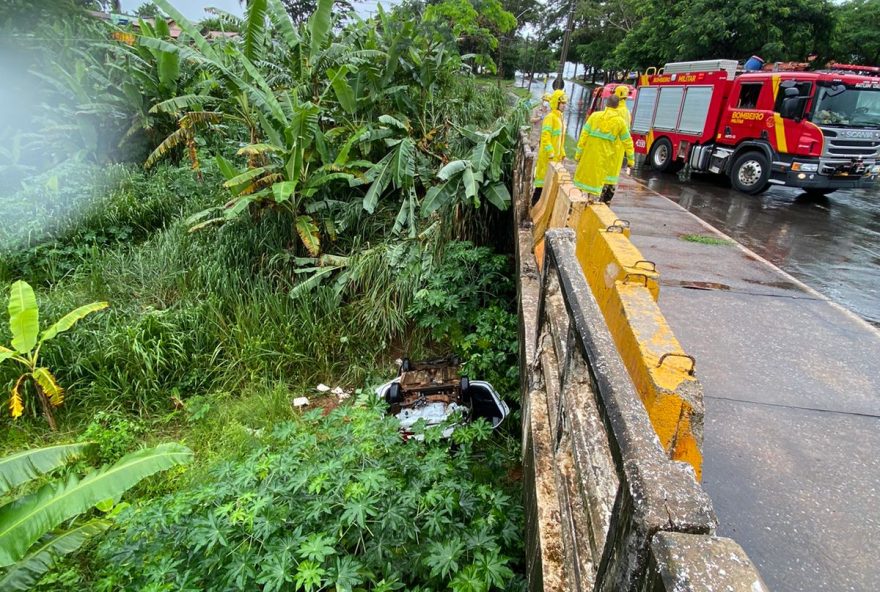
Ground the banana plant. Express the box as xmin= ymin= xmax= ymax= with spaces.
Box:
xmin=421 ymin=107 xmax=527 ymax=217
xmin=0 ymin=442 xmax=192 ymax=589
xmin=1 ymin=281 xmax=108 ymax=431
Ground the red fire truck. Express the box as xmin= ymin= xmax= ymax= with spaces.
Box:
xmin=630 ymin=60 xmax=880 ymax=195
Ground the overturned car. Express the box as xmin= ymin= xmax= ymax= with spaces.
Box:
xmin=375 ymin=357 xmax=509 ymax=437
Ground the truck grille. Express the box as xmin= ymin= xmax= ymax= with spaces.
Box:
xmin=820 ymin=127 xmax=880 ymax=159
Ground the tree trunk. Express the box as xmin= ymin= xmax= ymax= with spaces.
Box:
xmin=35 ymin=383 xmax=57 ymax=431
xmin=591 ymin=65 xmax=597 ymax=84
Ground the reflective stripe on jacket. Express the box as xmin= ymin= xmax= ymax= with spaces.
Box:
xmin=573 ymin=108 xmax=634 ymax=195
xmin=534 ymin=110 xmax=565 ymax=188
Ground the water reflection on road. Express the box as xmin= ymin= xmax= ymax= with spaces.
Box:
xmin=636 ymin=171 xmax=880 ymax=325
xmin=518 ymin=72 xmax=880 ymax=325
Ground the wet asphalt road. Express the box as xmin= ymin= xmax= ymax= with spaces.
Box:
xmin=521 ymin=73 xmax=880 ymax=325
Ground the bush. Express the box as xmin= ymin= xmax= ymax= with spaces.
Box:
xmin=409 ymin=242 xmax=519 ymax=400
xmin=79 ymin=411 xmax=146 ymax=465
xmin=83 ymin=400 xmax=526 ymax=592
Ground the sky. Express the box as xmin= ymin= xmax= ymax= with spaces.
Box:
xmin=120 ymin=0 xmax=392 ymax=21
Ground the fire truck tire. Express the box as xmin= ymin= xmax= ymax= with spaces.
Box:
xmin=648 ymin=138 xmax=681 ymax=173
xmin=730 ymin=152 xmax=771 ymax=194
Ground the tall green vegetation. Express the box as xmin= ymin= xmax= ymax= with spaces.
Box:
xmin=0 ymin=0 xmax=526 ymax=588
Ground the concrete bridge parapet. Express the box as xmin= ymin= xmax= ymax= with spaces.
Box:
xmin=513 ymin=133 xmax=768 ymax=591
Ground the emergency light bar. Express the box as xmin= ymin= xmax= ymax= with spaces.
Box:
xmin=664 ymin=60 xmax=738 ymax=79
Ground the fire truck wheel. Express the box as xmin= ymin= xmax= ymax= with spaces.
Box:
xmin=730 ymin=152 xmax=771 ymax=195
xmin=648 ymin=138 xmax=681 ymax=173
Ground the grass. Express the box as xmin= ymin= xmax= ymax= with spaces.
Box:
xmin=680 ymin=233 xmax=734 ymax=246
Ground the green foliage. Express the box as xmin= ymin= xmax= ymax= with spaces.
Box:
xmin=86 ymin=404 xmax=525 ymax=591
xmin=0 ymin=280 xmax=107 ymax=429
xmin=832 ymin=0 xmax=880 ymax=65
xmin=0 ymin=163 xmax=210 ymax=286
xmin=0 ymin=443 xmax=90 ymax=495
xmin=409 ymin=242 xmax=519 ymax=400
xmin=1 ymin=2 xmax=527 ymax=587
xmin=680 ymin=234 xmax=734 ymax=246
xmin=612 ymin=0 xmax=836 ymax=68
xmin=0 ymin=442 xmax=191 ymax=587
xmin=79 ymin=413 xmax=146 ymax=466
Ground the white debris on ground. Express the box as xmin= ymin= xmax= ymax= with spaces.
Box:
xmin=292 ymin=397 xmax=310 ymax=408
xmin=315 ymin=383 xmax=331 ymax=393
xmin=331 ymin=386 xmax=352 ymax=400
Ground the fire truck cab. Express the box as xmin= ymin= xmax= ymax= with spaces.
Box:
xmin=587 ymin=83 xmax=637 ymax=117
xmin=631 ymin=60 xmax=880 ymax=195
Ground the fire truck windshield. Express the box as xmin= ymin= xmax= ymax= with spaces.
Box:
xmin=810 ymin=84 xmax=880 ymax=128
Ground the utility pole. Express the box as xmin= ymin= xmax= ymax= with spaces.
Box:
xmin=554 ymin=0 xmax=575 ymax=90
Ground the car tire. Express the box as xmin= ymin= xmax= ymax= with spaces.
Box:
xmin=399 ymin=358 xmax=411 ymax=375
xmin=730 ymin=151 xmax=771 ymax=195
xmin=387 ymin=382 xmax=402 ymax=405
xmin=648 ymin=138 xmax=681 ymax=173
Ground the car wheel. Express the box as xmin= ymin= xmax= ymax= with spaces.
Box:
xmin=399 ymin=358 xmax=411 ymax=375
xmin=386 ymin=382 xmax=402 ymax=405
xmin=730 ymin=151 xmax=771 ymax=195
xmin=648 ymin=138 xmax=681 ymax=173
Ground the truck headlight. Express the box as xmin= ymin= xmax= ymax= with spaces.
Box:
xmin=791 ymin=162 xmax=818 ymax=172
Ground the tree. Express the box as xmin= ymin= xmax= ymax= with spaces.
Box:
xmin=423 ymin=0 xmax=517 ymax=71
xmin=281 ymin=0 xmax=353 ymax=25
xmin=832 ymin=0 xmax=880 ymax=65
xmin=135 ymin=2 xmax=161 ymax=18
xmin=615 ymin=0 xmax=836 ymax=68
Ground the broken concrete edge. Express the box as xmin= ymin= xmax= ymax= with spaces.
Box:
xmin=647 ymin=532 xmax=770 ymax=592
xmin=543 ymin=228 xmax=716 ymax=531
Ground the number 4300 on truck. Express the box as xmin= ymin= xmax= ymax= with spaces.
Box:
xmin=631 ymin=60 xmax=880 ymax=196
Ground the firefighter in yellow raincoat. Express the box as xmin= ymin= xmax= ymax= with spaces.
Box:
xmin=533 ymin=89 xmax=567 ymax=199
xmin=573 ymin=94 xmax=634 ymax=203
xmin=614 ymin=85 xmax=632 ymax=126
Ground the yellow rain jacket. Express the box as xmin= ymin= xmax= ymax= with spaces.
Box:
xmin=614 ymin=85 xmax=632 ymax=126
xmin=534 ymin=90 xmax=567 ymax=188
xmin=573 ymin=106 xmax=634 ymax=195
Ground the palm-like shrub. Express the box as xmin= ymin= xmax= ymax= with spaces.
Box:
xmin=0 ymin=442 xmax=193 ymax=590
xmin=1 ymin=281 xmax=107 ymax=430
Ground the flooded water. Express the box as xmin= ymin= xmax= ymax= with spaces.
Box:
xmin=519 ymin=71 xmax=880 ymax=325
